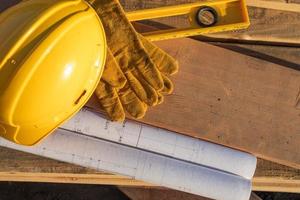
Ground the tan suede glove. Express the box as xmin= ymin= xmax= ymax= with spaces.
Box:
xmin=90 ymin=0 xmax=178 ymax=121
xmin=96 ymin=37 xmax=178 ymax=121
xmin=91 ymin=0 xmax=169 ymax=106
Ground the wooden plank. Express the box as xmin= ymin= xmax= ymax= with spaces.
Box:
xmin=135 ymin=23 xmax=300 ymax=72
xmin=252 ymin=178 xmax=300 ymax=193
xmin=253 ymin=159 xmax=300 ymax=192
xmin=87 ymin=36 xmax=300 ymax=168
xmin=0 ymin=172 xmax=152 ymax=186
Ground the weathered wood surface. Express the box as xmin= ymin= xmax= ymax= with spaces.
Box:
xmin=88 ymin=1 xmax=300 ymax=168
xmin=0 ymin=147 xmax=299 ymax=193
xmin=88 ymin=35 xmax=300 ymax=168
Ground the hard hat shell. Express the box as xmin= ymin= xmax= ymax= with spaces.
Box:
xmin=0 ymin=0 xmax=106 ymax=145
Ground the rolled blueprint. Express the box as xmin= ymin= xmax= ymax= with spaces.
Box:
xmin=0 ymin=129 xmax=252 ymax=200
xmin=61 ymin=109 xmax=257 ymax=179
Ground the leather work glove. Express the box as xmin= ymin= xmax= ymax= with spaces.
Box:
xmin=90 ymin=0 xmax=178 ymax=107
xmin=95 ymin=36 xmax=178 ymax=121
xmin=89 ymin=0 xmax=178 ymax=121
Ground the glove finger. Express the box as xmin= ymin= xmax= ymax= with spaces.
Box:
xmin=152 ymin=75 xmax=173 ymax=106
xmin=126 ymin=70 xmax=158 ymax=106
xmin=157 ymin=92 xmax=164 ymax=105
xmin=160 ymin=74 xmax=174 ymax=95
xmin=118 ymin=83 xmax=148 ymax=119
xmin=101 ymin=48 xmax=126 ymax=88
xmin=139 ymin=35 xmax=179 ymax=76
xmin=94 ymin=80 xmax=125 ymax=122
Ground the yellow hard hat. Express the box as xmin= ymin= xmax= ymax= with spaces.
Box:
xmin=0 ymin=0 xmax=106 ymax=145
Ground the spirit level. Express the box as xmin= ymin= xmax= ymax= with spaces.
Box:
xmin=126 ymin=0 xmax=250 ymax=41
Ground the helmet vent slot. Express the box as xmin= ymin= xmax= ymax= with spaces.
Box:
xmin=75 ymin=90 xmax=87 ymax=105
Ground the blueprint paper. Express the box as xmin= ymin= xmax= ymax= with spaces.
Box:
xmin=61 ymin=109 xmax=257 ymax=179
xmin=0 ymin=129 xmax=252 ymax=200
